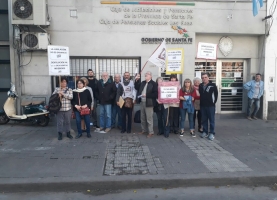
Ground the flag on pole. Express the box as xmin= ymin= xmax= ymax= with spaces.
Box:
xmin=253 ymin=0 xmax=263 ymax=16
xmin=148 ymin=39 xmax=166 ymax=67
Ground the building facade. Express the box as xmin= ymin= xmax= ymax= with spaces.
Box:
xmin=6 ymin=0 xmax=269 ymax=117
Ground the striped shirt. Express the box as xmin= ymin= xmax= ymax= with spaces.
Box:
xmin=53 ymin=87 xmax=73 ymax=112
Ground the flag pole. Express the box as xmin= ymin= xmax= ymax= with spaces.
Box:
xmin=140 ymin=40 xmax=165 ymax=74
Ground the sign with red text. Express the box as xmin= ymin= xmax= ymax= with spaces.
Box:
xmin=166 ymin=48 xmax=184 ymax=74
xmin=158 ymin=81 xmax=180 ymax=103
xmin=196 ymin=42 xmax=217 ymax=60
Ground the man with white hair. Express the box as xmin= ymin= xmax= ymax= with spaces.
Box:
xmin=111 ymin=74 xmax=122 ymax=130
xmin=95 ymin=72 xmax=117 ymax=133
xmin=135 ymin=71 xmax=158 ymax=138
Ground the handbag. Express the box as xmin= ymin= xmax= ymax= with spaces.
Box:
xmin=194 ymin=99 xmax=200 ymax=111
xmin=78 ymin=93 xmax=90 ymax=116
xmin=124 ymin=97 xmax=133 ymax=108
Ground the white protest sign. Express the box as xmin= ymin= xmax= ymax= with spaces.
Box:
xmin=196 ymin=42 xmax=217 ymax=60
xmin=48 ymin=45 xmax=70 ymax=75
xmin=166 ymin=48 xmax=184 ymax=74
xmin=160 ymin=86 xmax=178 ymax=98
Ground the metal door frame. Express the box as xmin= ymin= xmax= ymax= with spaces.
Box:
xmin=216 ymin=59 xmax=247 ymax=114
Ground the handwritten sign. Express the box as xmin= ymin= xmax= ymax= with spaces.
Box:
xmin=166 ymin=48 xmax=184 ymax=74
xmin=196 ymin=42 xmax=217 ymax=60
xmin=48 ymin=45 xmax=70 ymax=75
xmin=158 ymin=81 xmax=180 ymax=103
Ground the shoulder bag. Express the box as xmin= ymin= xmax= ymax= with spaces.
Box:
xmin=78 ymin=93 xmax=90 ymax=116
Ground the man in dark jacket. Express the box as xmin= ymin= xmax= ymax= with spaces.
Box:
xmin=199 ymin=72 xmax=218 ymax=141
xmin=135 ymin=71 xmax=158 ymax=138
xmin=87 ymin=69 xmax=99 ymax=128
xmin=95 ymin=72 xmax=117 ymax=133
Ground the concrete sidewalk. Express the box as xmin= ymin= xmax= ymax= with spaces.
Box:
xmin=0 ymin=114 xmax=277 ymax=192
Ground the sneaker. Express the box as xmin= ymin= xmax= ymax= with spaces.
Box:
xmin=252 ymin=116 xmax=258 ymax=120
xmin=104 ymin=128 xmax=111 ymax=133
xmin=208 ymin=134 xmax=215 ymax=141
xmin=247 ymin=116 xmax=252 ymax=121
xmin=201 ymin=132 xmax=208 ymax=138
xmin=99 ymin=127 xmax=105 ymax=131
xmin=147 ymin=133 xmax=154 ymax=138
xmin=180 ymin=130 xmax=184 ymax=137
xmin=190 ymin=131 xmax=196 ymax=138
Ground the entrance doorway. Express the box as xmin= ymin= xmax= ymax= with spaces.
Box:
xmin=195 ymin=60 xmax=246 ymax=113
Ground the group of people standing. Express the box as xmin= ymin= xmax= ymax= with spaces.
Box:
xmin=134 ymin=72 xmax=218 ymax=140
xmin=53 ymin=69 xmax=263 ymax=142
xmin=54 ymin=70 xmax=137 ymax=140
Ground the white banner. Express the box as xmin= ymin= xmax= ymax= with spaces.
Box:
xmin=196 ymin=42 xmax=217 ymax=60
xmin=148 ymin=39 xmax=166 ymax=67
xmin=166 ymin=48 xmax=184 ymax=74
xmin=48 ymin=45 xmax=70 ymax=75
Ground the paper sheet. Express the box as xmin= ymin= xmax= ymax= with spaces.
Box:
xmin=234 ymin=72 xmax=241 ymax=78
xmin=119 ymin=96 xmax=125 ymax=108
xmin=196 ymin=71 xmax=202 ymax=78
xmin=231 ymin=89 xmax=237 ymax=95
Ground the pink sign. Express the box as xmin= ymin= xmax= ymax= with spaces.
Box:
xmin=158 ymin=81 xmax=180 ymax=103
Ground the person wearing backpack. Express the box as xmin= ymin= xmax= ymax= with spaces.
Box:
xmin=52 ymin=77 xmax=73 ymax=140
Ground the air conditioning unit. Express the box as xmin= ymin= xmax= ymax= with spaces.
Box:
xmin=12 ymin=0 xmax=50 ymax=25
xmin=22 ymin=32 xmax=49 ymax=50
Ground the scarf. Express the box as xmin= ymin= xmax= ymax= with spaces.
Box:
xmin=194 ymin=85 xmax=200 ymax=96
xmin=73 ymin=87 xmax=87 ymax=93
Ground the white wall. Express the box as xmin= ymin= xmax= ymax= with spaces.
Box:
xmin=264 ymin=0 xmax=277 ymax=119
xmin=12 ymin=0 xmax=266 ymax=100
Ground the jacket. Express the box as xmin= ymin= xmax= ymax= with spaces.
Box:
xmin=243 ymin=80 xmax=264 ymax=99
xmin=135 ymin=79 xmax=158 ymax=107
xmin=87 ymin=77 xmax=98 ymax=100
xmin=95 ymin=79 xmax=117 ymax=105
xmin=199 ymin=81 xmax=218 ymax=107
xmin=71 ymin=89 xmax=92 ymax=112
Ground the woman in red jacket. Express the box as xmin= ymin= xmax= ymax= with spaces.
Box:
xmin=179 ymin=78 xmax=198 ymax=137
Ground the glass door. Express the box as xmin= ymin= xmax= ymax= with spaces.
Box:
xmin=219 ymin=61 xmax=244 ymax=113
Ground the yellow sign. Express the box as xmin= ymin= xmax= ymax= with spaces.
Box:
xmin=166 ymin=48 xmax=184 ymax=74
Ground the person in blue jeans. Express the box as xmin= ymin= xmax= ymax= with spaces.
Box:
xmin=243 ymin=73 xmax=264 ymax=120
xmin=72 ymin=79 xmax=92 ymax=139
xmin=111 ymin=74 xmax=122 ymax=129
xmin=95 ymin=72 xmax=117 ymax=133
xmin=199 ymin=73 xmax=218 ymax=141
xmin=179 ymin=78 xmax=196 ymax=137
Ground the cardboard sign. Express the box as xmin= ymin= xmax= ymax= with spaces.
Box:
xmin=158 ymin=81 xmax=180 ymax=103
xmin=48 ymin=45 xmax=70 ymax=75
xmin=166 ymin=48 xmax=184 ymax=74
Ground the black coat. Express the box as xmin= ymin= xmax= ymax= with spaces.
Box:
xmin=135 ymin=79 xmax=158 ymax=107
xmin=87 ymin=77 xmax=98 ymax=100
xmin=199 ymin=81 xmax=218 ymax=107
xmin=95 ymin=79 xmax=117 ymax=105
xmin=71 ymin=89 xmax=92 ymax=112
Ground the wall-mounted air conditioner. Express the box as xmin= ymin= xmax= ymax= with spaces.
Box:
xmin=12 ymin=0 xmax=50 ymax=25
xmin=22 ymin=32 xmax=49 ymax=50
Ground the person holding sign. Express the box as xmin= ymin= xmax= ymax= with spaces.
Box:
xmin=179 ymin=78 xmax=196 ymax=137
xmin=135 ymin=71 xmax=158 ymax=138
xmin=168 ymin=74 xmax=180 ymax=135
xmin=53 ymin=77 xmax=73 ymax=140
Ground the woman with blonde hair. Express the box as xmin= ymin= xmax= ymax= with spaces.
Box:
xmin=193 ymin=77 xmax=203 ymax=133
xmin=179 ymin=78 xmax=197 ymax=137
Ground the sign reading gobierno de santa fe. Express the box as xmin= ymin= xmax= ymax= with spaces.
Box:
xmin=196 ymin=42 xmax=217 ymax=60
xmin=166 ymin=48 xmax=184 ymax=75
xmin=48 ymin=45 xmax=70 ymax=76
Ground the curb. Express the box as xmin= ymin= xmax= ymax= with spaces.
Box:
xmin=1 ymin=176 xmax=277 ymax=193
